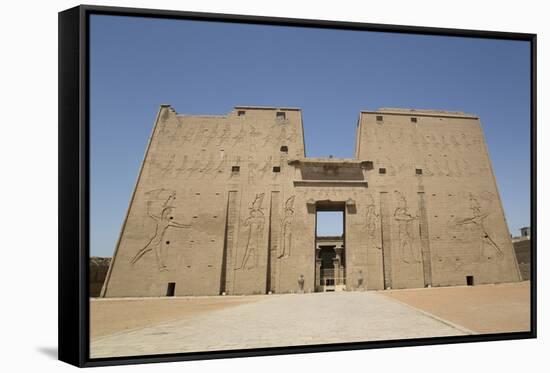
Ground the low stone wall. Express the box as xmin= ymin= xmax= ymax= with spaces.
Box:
xmin=513 ymin=239 xmax=531 ymax=281
xmin=90 ymin=257 xmax=111 ymax=297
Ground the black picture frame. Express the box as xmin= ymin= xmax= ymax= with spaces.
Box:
xmin=58 ymin=4 xmax=537 ymax=368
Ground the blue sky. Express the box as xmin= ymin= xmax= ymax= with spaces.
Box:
xmin=90 ymin=15 xmax=531 ymax=257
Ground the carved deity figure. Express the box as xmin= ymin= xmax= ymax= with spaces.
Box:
xmin=236 ymin=193 xmax=266 ymax=270
xmin=130 ymin=190 xmax=190 ymax=271
xmin=365 ymin=194 xmax=379 ymax=239
xmin=455 ymin=193 xmax=503 ymax=259
xmin=278 ymin=196 xmax=295 ymax=259
xmin=394 ymin=192 xmax=421 ymax=264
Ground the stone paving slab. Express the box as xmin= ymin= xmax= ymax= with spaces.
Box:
xmin=90 ymin=291 xmax=467 ymax=358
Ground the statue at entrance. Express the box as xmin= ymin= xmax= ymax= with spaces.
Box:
xmin=298 ymin=274 xmax=305 ymax=293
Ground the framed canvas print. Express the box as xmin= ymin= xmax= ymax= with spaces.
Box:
xmin=58 ymin=4 xmax=537 ymax=367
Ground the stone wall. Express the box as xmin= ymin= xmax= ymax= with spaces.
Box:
xmin=355 ymin=109 xmax=521 ymax=288
xmin=101 ymin=105 xmax=520 ymax=297
xmin=90 ymin=257 xmax=111 ymax=297
xmin=513 ymin=239 xmax=531 ymax=280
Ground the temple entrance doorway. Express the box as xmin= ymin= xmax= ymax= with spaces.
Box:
xmin=315 ymin=202 xmax=346 ymax=292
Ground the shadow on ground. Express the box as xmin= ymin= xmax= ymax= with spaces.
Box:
xmin=37 ymin=346 xmax=58 ymax=360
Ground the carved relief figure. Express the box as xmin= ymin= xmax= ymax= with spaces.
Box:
xmin=217 ymin=124 xmax=231 ymax=146
xmin=175 ymin=155 xmax=189 ymax=177
xmin=202 ymin=125 xmax=218 ymax=147
xmin=278 ymin=196 xmax=295 ymax=259
xmin=248 ymin=162 xmax=258 ymax=184
xmin=212 ymin=159 xmax=225 ymax=177
xmin=159 ymin=154 xmax=175 ymax=178
xmin=130 ymin=189 xmax=190 ymax=271
xmin=187 ymin=159 xmax=201 ymax=178
xmin=454 ymin=193 xmax=503 ymax=259
xmin=182 ymin=126 xmax=196 ymax=143
xmin=236 ymin=193 xmax=266 ymax=270
xmin=232 ymin=126 xmax=246 ymax=146
xmin=365 ymin=194 xmax=379 ymax=239
xmin=249 ymin=125 xmax=262 ymax=139
xmin=394 ymin=192 xmax=421 ymax=264
xmin=198 ymin=154 xmax=214 ymax=178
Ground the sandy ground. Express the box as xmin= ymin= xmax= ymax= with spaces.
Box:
xmin=381 ymin=281 xmax=531 ymax=334
xmin=90 ymin=296 xmax=258 ymax=339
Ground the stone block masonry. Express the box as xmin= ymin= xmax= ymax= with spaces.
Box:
xmin=101 ymin=105 xmax=520 ymax=297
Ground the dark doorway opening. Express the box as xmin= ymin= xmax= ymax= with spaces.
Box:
xmin=466 ymin=276 xmax=474 ymax=286
xmin=315 ymin=202 xmax=346 ymax=292
xmin=166 ymin=282 xmax=176 ymax=296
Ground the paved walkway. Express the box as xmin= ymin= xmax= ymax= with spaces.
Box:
xmin=91 ymin=291 xmax=467 ymax=358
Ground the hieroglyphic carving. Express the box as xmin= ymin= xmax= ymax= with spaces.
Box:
xmin=198 ymin=154 xmax=214 ymax=178
xmin=258 ymin=157 xmax=272 ymax=179
xmin=232 ymin=125 xmax=246 ymax=146
xmin=248 ymin=162 xmax=258 ymax=184
xmin=130 ymin=189 xmax=190 ymax=271
xmin=288 ymin=125 xmax=299 ymax=142
xmin=394 ymin=192 xmax=421 ymax=264
xmin=454 ymin=193 xmax=503 ymax=259
xmin=187 ymin=159 xmax=201 ymax=178
xmin=159 ymin=154 xmax=175 ymax=178
xmin=248 ymin=125 xmax=262 ymax=153
xmin=212 ymin=159 xmax=226 ymax=178
xmin=202 ymin=124 xmax=218 ymax=147
xmin=235 ymin=193 xmax=266 ymax=270
xmin=181 ymin=126 xmax=196 ymax=143
xmin=175 ymin=155 xmax=189 ymax=177
xmin=249 ymin=125 xmax=262 ymax=139
xmin=194 ymin=125 xmax=209 ymax=145
xmin=278 ymin=196 xmax=295 ymax=259
xmin=216 ymin=124 xmax=231 ymax=146
xmin=388 ymin=129 xmax=403 ymax=144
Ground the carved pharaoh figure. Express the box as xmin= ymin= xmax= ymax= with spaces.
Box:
xmin=394 ymin=192 xmax=421 ymax=264
xmin=130 ymin=190 xmax=190 ymax=271
xmin=455 ymin=193 xmax=503 ymax=260
xmin=236 ymin=193 xmax=266 ymax=270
